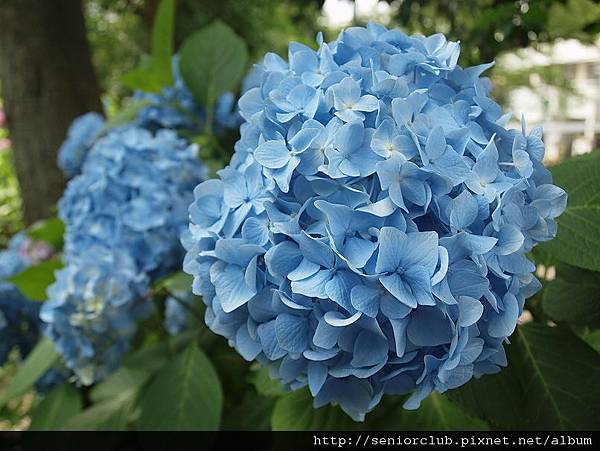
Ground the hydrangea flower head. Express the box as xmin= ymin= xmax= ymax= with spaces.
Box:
xmin=58 ymin=112 xmax=105 ymax=177
xmin=59 ymin=126 xmax=207 ymax=277
xmin=185 ymin=24 xmax=567 ymax=420
xmin=41 ymin=248 xmax=150 ymax=384
xmin=47 ymin=125 xmax=207 ymax=382
xmin=0 ymin=233 xmax=55 ymax=365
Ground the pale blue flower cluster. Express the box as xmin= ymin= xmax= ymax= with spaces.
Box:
xmin=58 ymin=112 xmax=105 ymax=177
xmin=134 ymin=57 xmax=240 ymax=134
xmin=184 ymin=24 xmax=567 ymax=420
xmin=164 ymin=291 xmax=196 ymax=336
xmin=44 ymin=126 xmax=207 ymax=383
xmin=41 ymin=249 xmax=151 ymax=385
xmin=59 ymin=127 xmax=206 ymax=277
xmin=0 ymin=233 xmax=54 ymax=365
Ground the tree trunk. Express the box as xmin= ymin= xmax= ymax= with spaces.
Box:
xmin=0 ymin=0 xmax=101 ymax=225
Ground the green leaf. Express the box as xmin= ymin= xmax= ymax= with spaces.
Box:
xmin=151 ymin=0 xmax=175 ymax=87
xmin=448 ymin=323 xmax=600 ymax=430
xmin=540 ymin=152 xmax=600 ymax=271
xmin=395 ymin=393 xmax=489 ymax=431
xmin=0 ymin=339 xmax=59 ymax=409
xmin=27 ymin=217 xmax=64 ymax=249
xmin=120 ymin=0 xmax=175 ymax=92
xmin=62 ymin=390 xmax=136 ymax=430
xmin=121 ymin=341 xmax=171 ymax=375
xmin=30 ymin=384 xmax=82 ymax=430
xmin=121 ymin=58 xmax=163 ymax=93
xmin=248 ymin=364 xmax=285 ymax=398
xmin=153 ymin=271 xmax=193 ymax=293
xmin=179 ymin=21 xmax=248 ymax=107
xmin=100 ymin=99 xmax=152 ymax=133
xmin=271 ymin=389 xmax=358 ymax=431
xmin=137 ymin=343 xmax=223 ymax=430
xmin=583 ymin=329 xmax=600 ymax=353
xmin=91 ymin=367 xmax=150 ymax=404
xmin=542 ymin=265 xmax=600 ymax=325
xmin=7 ymin=258 xmax=63 ymax=301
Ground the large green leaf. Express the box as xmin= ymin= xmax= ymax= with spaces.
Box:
xmin=179 ymin=21 xmax=248 ymax=108
xmin=271 ymin=389 xmax=358 ymax=431
xmin=448 ymin=323 xmax=600 ymax=430
xmin=27 ymin=216 xmax=65 ymax=249
xmin=153 ymin=271 xmax=193 ymax=293
xmin=121 ymin=0 xmax=175 ymax=92
xmin=30 ymin=384 xmax=82 ymax=430
xmin=151 ymin=0 xmax=175 ymax=87
xmin=7 ymin=258 xmax=63 ymax=301
xmin=62 ymin=390 xmax=137 ymax=431
xmin=0 ymin=338 xmax=59 ymax=409
xmin=90 ymin=367 xmax=150 ymax=404
xmin=540 ymin=152 xmax=600 ymax=271
xmin=137 ymin=343 xmax=223 ymax=430
xmin=542 ymin=264 xmax=600 ymax=325
xmin=395 ymin=393 xmax=489 ymax=431
xmin=248 ymin=364 xmax=285 ymax=398
xmin=100 ymin=99 xmax=152 ymax=133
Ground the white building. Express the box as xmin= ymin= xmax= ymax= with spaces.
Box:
xmin=500 ymin=39 xmax=600 ymax=162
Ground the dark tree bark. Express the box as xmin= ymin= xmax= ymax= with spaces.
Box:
xmin=0 ymin=0 xmax=101 ymax=224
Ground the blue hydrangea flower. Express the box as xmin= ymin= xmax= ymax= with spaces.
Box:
xmin=59 ymin=126 xmax=207 ymax=278
xmin=134 ymin=57 xmax=240 ymax=134
xmin=0 ymin=233 xmax=55 ymax=366
xmin=40 ymin=249 xmax=150 ymax=385
xmin=0 ymin=283 xmax=41 ymax=365
xmin=47 ymin=125 xmax=207 ymax=383
xmin=184 ymin=24 xmax=567 ymax=421
xmin=58 ymin=112 xmax=105 ymax=177
xmin=164 ymin=291 xmax=196 ymax=336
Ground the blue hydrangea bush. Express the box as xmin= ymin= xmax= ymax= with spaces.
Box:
xmin=57 ymin=112 xmax=105 ymax=178
xmin=42 ymin=125 xmax=207 ymax=384
xmin=0 ymin=233 xmax=54 ymax=365
xmin=184 ymin=24 xmax=567 ymax=420
xmin=41 ymin=248 xmax=151 ymax=385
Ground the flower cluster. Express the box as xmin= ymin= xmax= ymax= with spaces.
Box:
xmin=59 ymin=126 xmax=206 ymax=277
xmin=0 ymin=233 xmax=54 ymax=365
xmin=134 ymin=57 xmax=240 ymax=134
xmin=184 ymin=24 xmax=567 ymax=420
xmin=41 ymin=249 xmax=150 ymax=385
xmin=44 ymin=126 xmax=207 ymax=383
xmin=58 ymin=112 xmax=105 ymax=177
xmin=164 ymin=290 xmax=196 ymax=336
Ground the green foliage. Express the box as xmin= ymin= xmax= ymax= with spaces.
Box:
xmin=248 ymin=365 xmax=285 ymax=398
xmin=543 ymin=264 xmax=600 ymax=325
xmin=0 ymin=148 xmax=23 ymax=247
xmin=448 ymin=323 xmax=600 ymax=430
xmin=272 ymin=389 xmax=358 ymax=431
xmin=101 ymin=98 xmax=152 ymax=132
xmin=0 ymin=339 xmax=59 ymax=410
xmin=548 ymin=0 xmax=600 ymax=38
xmin=27 ymin=217 xmax=65 ymax=250
xmin=30 ymin=384 xmax=82 ymax=430
xmin=153 ymin=271 xmax=193 ymax=293
xmin=7 ymin=258 xmax=63 ymax=301
xmin=394 ymin=394 xmax=489 ymax=431
xmin=540 ymin=152 xmax=600 ymax=271
xmin=121 ymin=0 xmax=175 ymax=92
xmin=137 ymin=343 xmax=223 ymax=430
xmin=179 ymin=21 xmax=248 ymax=111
